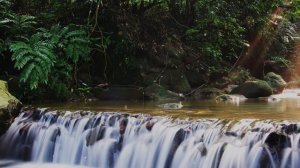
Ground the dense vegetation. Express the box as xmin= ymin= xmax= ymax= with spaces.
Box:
xmin=0 ymin=0 xmax=299 ymax=101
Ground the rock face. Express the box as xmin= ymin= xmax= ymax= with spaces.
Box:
xmin=231 ymin=80 xmax=273 ymax=98
xmin=0 ymin=80 xmax=22 ymax=135
xmin=264 ymin=72 xmax=286 ymax=94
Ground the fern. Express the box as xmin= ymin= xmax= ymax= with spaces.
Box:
xmin=38 ymin=25 xmax=91 ymax=63
xmin=9 ymin=24 xmax=92 ymax=94
xmin=10 ymin=34 xmax=55 ymax=89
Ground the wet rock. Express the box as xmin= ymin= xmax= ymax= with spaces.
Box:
xmin=224 ymin=131 xmax=238 ymax=137
xmin=192 ymin=87 xmax=223 ymax=100
xmin=145 ymin=83 xmax=183 ymax=101
xmin=197 ymin=142 xmax=207 ymax=156
xmin=231 ymin=80 xmax=272 ymax=98
xmin=108 ymin=115 xmax=117 ymax=126
xmin=19 ymin=123 xmax=32 ymax=136
xmin=19 ymin=107 xmax=42 ymax=122
xmin=145 ymin=120 xmax=155 ymax=131
xmin=259 ymin=146 xmax=280 ymax=168
xmin=51 ymin=127 xmax=61 ymax=142
xmin=265 ymin=132 xmax=290 ymax=149
xmin=251 ymin=128 xmax=260 ymax=132
xmin=281 ymin=124 xmax=298 ymax=134
xmin=264 ymin=72 xmax=286 ymax=93
xmin=119 ymin=117 xmax=128 ymax=135
xmin=86 ymin=126 xmax=106 ymax=146
xmin=166 ymin=128 xmax=186 ymax=168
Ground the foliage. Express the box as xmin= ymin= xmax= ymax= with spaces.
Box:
xmin=10 ymin=34 xmax=55 ymax=89
xmin=286 ymin=0 xmax=300 ymax=21
xmin=0 ymin=0 xmax=36 ymax=54
xmin=229 ymin=68 xmax=253 ymax=85
xmin=0 ymin=0 xmax=299 ymax=100
xmin=9 ymin=25 xmax=92 ymax=98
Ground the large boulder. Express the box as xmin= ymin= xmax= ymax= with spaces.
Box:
xmin=145 ymin=83 xmax=183 ymax=101
xmin=231 ymin=80 xmax=273 ymax=98
xmin=264 ymin=72 xmax=286 ymax=94
xmin=0 ymin=80 xmax=22 ymax=135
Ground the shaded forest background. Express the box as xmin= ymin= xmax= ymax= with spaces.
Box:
xmin=0 ymin=0 xmax=299 ymax=101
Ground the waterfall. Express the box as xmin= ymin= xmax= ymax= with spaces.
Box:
xmin=0 ymin=108 xmax=300 ymax=168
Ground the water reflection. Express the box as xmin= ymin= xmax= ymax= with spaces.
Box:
xmin=30 ymin=89 xmax=300 ymax=120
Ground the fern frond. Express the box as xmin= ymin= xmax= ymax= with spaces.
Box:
xmin=65 ymin=30 xmax=86 ymax=38
xmin=59 ymin=26 xmax=69 ymax=37
xmin=20 ymin=63 xmax=35 ymax=83
xmin=9 ymin=42 xmax=31 ymax=51
xmin=14 ymin=55 xmax=33 ymax=69
xmin=69 ymin=37 xmax=90 ymax=44
xmin=65 ymin=44 xmax=79 ymax=62
xmin=11 ymin=49 xmax=32 ymax=62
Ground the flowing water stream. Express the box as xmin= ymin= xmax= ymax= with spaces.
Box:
xmin=1 ymin=89 xmax=300 ymax=168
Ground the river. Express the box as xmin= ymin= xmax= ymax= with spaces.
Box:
xmin=0 ymin=89 xmax=300 ymax=168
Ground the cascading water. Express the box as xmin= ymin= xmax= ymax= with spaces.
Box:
xmin=0 ymin=108 xmax=300 ymax=168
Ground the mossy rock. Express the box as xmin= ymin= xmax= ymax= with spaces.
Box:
xmin=0 ymin=80 xmax=21 ymax=109
xmin=0 ymin=80 xmax=22 ymax=135
xmin=145 ymin=83 xmax=183 ymax=101
xmin=231 ymin=80 xmax=272 ymax=98
xmin=264 ymin=72 xmax=286 ymax=93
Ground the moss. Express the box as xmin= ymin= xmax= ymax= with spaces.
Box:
xmin=0 ymin=80 xmax=21 ymax=135
xmin=264 ymin=72 xmax=286 ymax=93
xmin=231 ymin=80 xmax=272 ymax=98
xmin=0 ymin=80 xmax=20 ymax=109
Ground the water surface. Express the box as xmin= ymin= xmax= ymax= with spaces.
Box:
xmin=31 ymin=89 xmax=300 ymax=120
